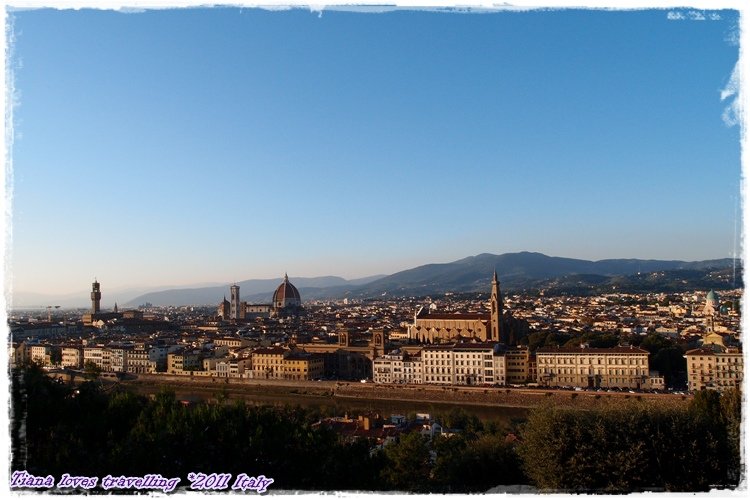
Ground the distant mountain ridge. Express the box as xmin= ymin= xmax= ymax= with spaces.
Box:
xmin=123 ymin=275 xmax=386 ymax=307
xmin=115 ymin=252 xmax=739 ymax=306
xmin=351 ymin=252 xmax=738 ymax=296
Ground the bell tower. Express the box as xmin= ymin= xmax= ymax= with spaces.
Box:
xmin=230 ymin=284 xmax=241 ymax=320
xmin=91 ymin=280 xmax=101 ymax=314
xmin=490 ymin=270 xmax=504 ymax=343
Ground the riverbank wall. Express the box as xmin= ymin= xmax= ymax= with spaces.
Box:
xmin=121 ymin=374 xmax=691 ymax=411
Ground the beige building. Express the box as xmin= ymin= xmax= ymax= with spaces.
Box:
xmin=505 ymin=346 xmax=531 ymax=385
xmin=248 ymin=347 xmax=323 ymax=380
xmin=83 ymin=346 xmax=112 ymax=372
xmin=29 ymin=345 xmax=54 ymax=367
xmin=282 ymin=351 xmax=324 ymax=380
xmin=536 ymin=346 xmax=650 ymax=389
xmin=214 ymin=337 xmax=253 ymax=348
xmin=250 ymin=347 xmax=287 ymax=379
xmin=372 ymin=349 xmax=423 ymax=384
xmin=216 ymin=357 xmax=240 ymax=378
xmin=61 ymin=346 xmax=83 ymax=369
xmin=422 ymin=342 xmax=503 ymax=385
xmin=685 ymin=344 xmax=743 ymax=392
xmin=167 ymin=350 xmax=202 ymax=374
xmin=493 ymin=351 xmax=507 ymax=386
xmin=126 ymin=348 xmax=154 ymax=374
xmin=109 ymin=346 xmax=132 ymax=373
xmin=9 ymin=342 xmax=27 ymax=368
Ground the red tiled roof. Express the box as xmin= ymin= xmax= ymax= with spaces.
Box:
xmin=418 ymin=313 xmax=489 ymax=321
xmin=273 ymin=275 xmax=301 ymax=303
xmin=536 ymin=346 xmax=648 ymax=354
xmin=253 ymin=347 xmax=286 ymax=355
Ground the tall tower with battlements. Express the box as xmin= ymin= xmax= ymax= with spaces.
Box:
xmin=91 ymin=280 xmax=101 ymax=314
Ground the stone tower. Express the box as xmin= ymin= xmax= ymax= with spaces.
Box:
xmin=91 ymin=280 xmax=101 ymax=314
xmin=490 ymin=270 xmax=504 ymax=343
xmin=230 ymin=284 xmax=241 ymax=320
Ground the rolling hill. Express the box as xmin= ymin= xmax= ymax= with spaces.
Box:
xmin=119 ymin=252 xmax=740 ymax=306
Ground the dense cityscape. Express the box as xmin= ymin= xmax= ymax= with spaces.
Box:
xmin=6 ymin=5 xmax=744 ymax=496
xmin=8 ymin=270 xmax=744 ymax=493
xmin=9 ymin=272 xmax=742 ymax=391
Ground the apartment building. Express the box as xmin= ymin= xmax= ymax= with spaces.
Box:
xmin=167 ymin=349 xmax=202 ymax=374
xmin=452 ymin=343 xmax=500 ymax=385
xmin=250 ymin=347 xmax=286 ymax=379
xmin=422 ymin=343 xmax=503 ymax=385
xmin=83 ymin=346 xmax=112 ymax=372
xmin=282 ymin=351 xmax=324 ymax=380
xmin=505 ymin=346 xmax=531 ymax=385
xmin=373 ymin=349 xmax=423 ymax=384
xmin=127 ymin=348 xmax=154 ymax=374
xmin=61 ymin=346 xmax=83 ymax=369
xmin=422 ymin=345 xmax=456 ymax=385
xmin=109 ymin=346 xmax=132 ymax=373
xmin=216 ymin=357 xmax=240 ymax=378
xmin=685 ymin=345 xmax=743 ymax=392
xmin=29 ymin=345 xmax=53 ymax=367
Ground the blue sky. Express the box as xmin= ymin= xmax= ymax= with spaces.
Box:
xmin=6 ymin=7 xmax=742 ymax=297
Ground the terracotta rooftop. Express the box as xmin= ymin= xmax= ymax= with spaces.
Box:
xmin=536 ymin=346 xmax=649 ymax=354
xmin=418 ymin=313 xmax=489 ymax=321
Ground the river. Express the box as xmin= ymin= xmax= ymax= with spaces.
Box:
xmin=124 ymin=382 xmax=529 ymax=426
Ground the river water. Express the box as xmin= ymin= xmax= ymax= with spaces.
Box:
xmin=126 ymin=383 xmax=529 ymax=425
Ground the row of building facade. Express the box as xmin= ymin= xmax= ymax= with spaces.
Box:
xmin=374 ymin=343 xmax=666 ymax=390
xmin=374 ymin=339 xmax=743 ymax=391
xmin=20 ymin=341 xmax=326 ymax=381
xmin=19 ymin=334 xmax=743 ymax=391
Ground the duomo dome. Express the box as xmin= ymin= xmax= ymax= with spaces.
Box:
xmin=273 ymin=273 xmax=301 ymax=309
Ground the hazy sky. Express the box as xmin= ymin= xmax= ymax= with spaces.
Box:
xmin=5 ymin=6 xmax=742 ymax=296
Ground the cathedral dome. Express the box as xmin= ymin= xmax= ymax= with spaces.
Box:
xmin=273 ymin=274 xmax=301 ymax=309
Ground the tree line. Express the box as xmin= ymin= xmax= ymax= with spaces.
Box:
xmin=11 ymin=364 xmax=742 ymax=493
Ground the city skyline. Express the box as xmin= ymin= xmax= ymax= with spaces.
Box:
xmin=4 ymin=4 xmax=743 ymax=297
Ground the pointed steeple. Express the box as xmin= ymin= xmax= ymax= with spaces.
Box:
xmin=490 ymin=271 xmax=504 ymax=343
xmin=113 ymin=302 xmax=118 ymax=313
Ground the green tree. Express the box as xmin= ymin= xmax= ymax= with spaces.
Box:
xmin=432 ymin=433 xmax=525 ymax=492
xmin=651 ymin=346 xmax=687 ymax=387
xmin=525 ymin=331 xmax=548 ymax=352
xmin=518 ymin=402 xmax=734 ymax=492
xmin=380 ymin=431 xmax=432 ymax=492
xmin=719 ymin=388 xmax=742 ymax=484
xmin=544 ymin=332 xmax=571 ymax=347
xmin=49 ymin=348 xmax=62 ymax=366
xmin=83 ymin=361 xmax=102 ymax=380
xmin=587 ymin=333 xmax=619 ymax=348
xmin=639 ymin=334 xmax=673 ymax=356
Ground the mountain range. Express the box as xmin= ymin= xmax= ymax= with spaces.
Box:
xmin=122 ymin=252 xmax=738 ymax=307
xmin=11 ymin=252 xmax=739 ymax=309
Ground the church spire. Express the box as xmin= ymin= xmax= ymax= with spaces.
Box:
xmin=490 ymin=271 xmax=504 ymax=343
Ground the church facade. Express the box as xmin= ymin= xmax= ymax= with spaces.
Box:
xmin=407 ymin=271 xmax=508 ymax=344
